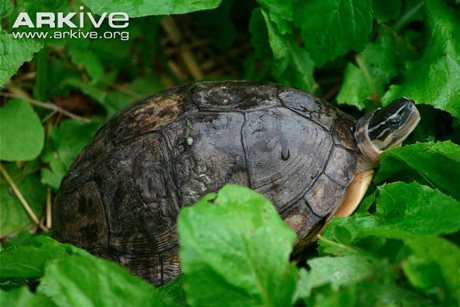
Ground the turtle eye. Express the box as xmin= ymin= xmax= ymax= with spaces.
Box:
xmin=388 ymin=115 xmax=401 ymax=127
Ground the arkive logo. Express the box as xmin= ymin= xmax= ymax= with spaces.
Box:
xmin=12 ymin=6 xmax=129 ymax=29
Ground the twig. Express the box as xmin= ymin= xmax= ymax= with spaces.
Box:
xmin=0 ymin=163 xmax=49 ymax=232
xmin=322 ymin=84 xmax=340 ymax=101
xmin=100 ymin=78 xmax=143 ymax=100
xmin=160 ymin=17 xmax=204 ymax=81
xmin=46 ymin=188 xmax=52 ymax=229
xmin=0 ymin=92 xmax=91 ymax=123
xmin=164 ymin=38 xmax=213 ymax=56
xmin=42 ymin=110 xmax=58 ymax=123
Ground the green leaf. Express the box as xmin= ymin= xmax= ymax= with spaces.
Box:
xmin=295 ymin=255 xmax=375 ymax=300
xmin=293 ymin=0 xmax=373 ymax=66
xmin=178 ymin=184 xmax=298 ymax=307
xmin=0 ymin=0 xmax=13 ymax=19
xmin=372 ymin=0 xmax=402 ymax=22
xmin=194 ymin=0 xmax=237 ymax=51
xmin=1 ymin=236 xmax=166 ymax=305
xmin=5 ymin=231 xmax=51 ymax=249
xmin=101 ymin=92 xmax=132 ymax=116
xmin=159 ymin=276 xmax=187 ymax=307
xmin=320 ymin=182 xmax=460 ymax=246
xmin=256 ymin=0 xmax=293 ymax=34
xmin=0 ymin=162 xmax=46 ymax=237
xmin=62 ymin=78 xmax=107 ymax=104
xmin=0 ymin=32 xmax=43 ymax=87
xmin=37 ymin=254 xmax=165 ymax=307
xmin=0 ymin=287 xmax=55 ymax=307
xmin=320 ymin=182 xmax=460 ymax=258
xmin=41 ymin=119 xmax=102 ymax=190
xmin=257 ymin=0 xmax=292 ymax=22
xmin=97 ymin=76 xmax=162 ymax=117
xmin=337 ymin=35 xmax=398 ymax=110
xmin=403 ymin=236 xmax=460 ymax=305
xmin=0 ymin=99 xmax=45 ymax=161
xmin=250 ymin=8 xmax=317 ymax=92
xmin=319 ymin=217 xmax=460 ymax=304
xmin=33 ymin=48 xmax=50 ymax=102
xmin=83 ymin=0 xmax=222 ymax=17
xmin=376 ymin=141 xmax=460 ymax=200
xmin=318 ymin=214 xmax=381 ymax=257
xmin=375 ymin=182 xmax=460 ymax=236
xmin=382 ymin=0 xmax=460 ymax=118
xmin=304 ymin=277 xmax=436 ymax=307
xmin=68 ymin=45 xmax=104 ymax=84
xmin=0 ymin=236 xmax=88 ymax=280
xmin=249 ymin=8 xmax=272 ymax=60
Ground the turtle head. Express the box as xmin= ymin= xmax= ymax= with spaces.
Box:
xmin=355 ymin=98 xmax=420 ymax=172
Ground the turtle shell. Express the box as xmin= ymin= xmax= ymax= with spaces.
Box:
xmin=53 ymin=81 xmax=359 ymax=286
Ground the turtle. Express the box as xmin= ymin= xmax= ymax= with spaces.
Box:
xmin=53 ymin=80 xmax=420 ymax=286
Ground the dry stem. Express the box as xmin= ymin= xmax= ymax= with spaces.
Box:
xmin=0 ymin=163 xmax=49 ymax=232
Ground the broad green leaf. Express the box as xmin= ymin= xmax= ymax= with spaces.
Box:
xmin=320 ymin=181 xmax=460 ymax=258
xmin=82 ymin=0 xmax=222 ymax=17
xmin=0 ymin=0 xmax=13 ymax=19
xmin=376 ymin=141 xmax=460 ymax=200
xmin=294 ymin=255 xmax=375 ymax=301
xmin=0 ymin=99 xmax=45 ymax=161
xmin=0 ymin=32 xmax=43 ymax=87
xmin=128 ymin=76 xmax=164 ymax=97
xmin=383 ymin=0 xmax=460 ymax=118
xmin=99 ymin=76 xmax=163 ymax=116
xmin=159 ymin=276 xmax=187 ymax=307
xmin=37 ymin=254 xmax=165 ymax=307
xmin=7 ymin=0 xmax=71 ymax=52
xmin=256 ymin=0 xmax=293 ymax=34
xmin=68 ymin=46 xmax=104 ymax=84
xmin=0 ymin=236 xmax=88 ymax=280
xmin=1 ymin=237 xmax=167 ymax=305
xmin=375 ymin=182 xmax=460 ymax=236
xmin=5 ymin=231 xmax=51 ymax=248
xmin=257 ymin=0 xmax=292 ymax=22
xmin=195 ymin=0 xmax=237 ymax=51
xmin=364 ymin=230 xmax=460 ymax=305
xmin=304 ymin=277 xmax=436 ymax=307
xmin=293 ymin=0 xmax=373 ymax=66
xmin=178 ymin=184 xmax=298 ymax=307
xmin=320 ymin=182 xmax=460 ymax=248
xmin=0 ymin=287 xmax=55 ymax=307
xmin=0 ymin=162 xmax=46 ymax=237
xmin=250 ymin=8 xmax=317 ymax=92
xmin=319 ymin=218 xmax=460 ymax=304
xmin=41 ymin=119 xmax=102 ymax=190
xmin=372 ymin=0 xmax=402 ymax=21
xmin=33 ymin=48 xmax=50 ymax=102
xmin=101 ymin=91 xmax=132 ymax=117
xmin=300 ymin=257 xmax=436 ymax=306
xmin=62 ymin=78 xmax=107 ymax=104
xmin=337 ymin=35 xmax=397 ymax=110
xmin=318 ymin=214 xmax=381 ymax=257
xmin=403 ymin=236 xmax=460 ymax=305
xmin=249 ymin=8 xmax=272 ymax=60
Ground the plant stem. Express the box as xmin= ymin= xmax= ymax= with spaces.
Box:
xmin=393 ymin=2 xmax=425 ymax=33
xmin=355 ymin=54 xmax=379 ymax=98
xmin=46 ymin=188 xmax=52 ymax=229
xmin=0 ymin=163 xmax=49 ymax=232
xmin=0 ymin=92 xmax=90 ymax=123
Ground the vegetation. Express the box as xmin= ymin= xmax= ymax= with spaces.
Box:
xmin=1 ymin=0 xmax=459 ymax=306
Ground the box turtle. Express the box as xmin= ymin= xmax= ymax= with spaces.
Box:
xmin=53 ymin=81 xmax=420 ymax=286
